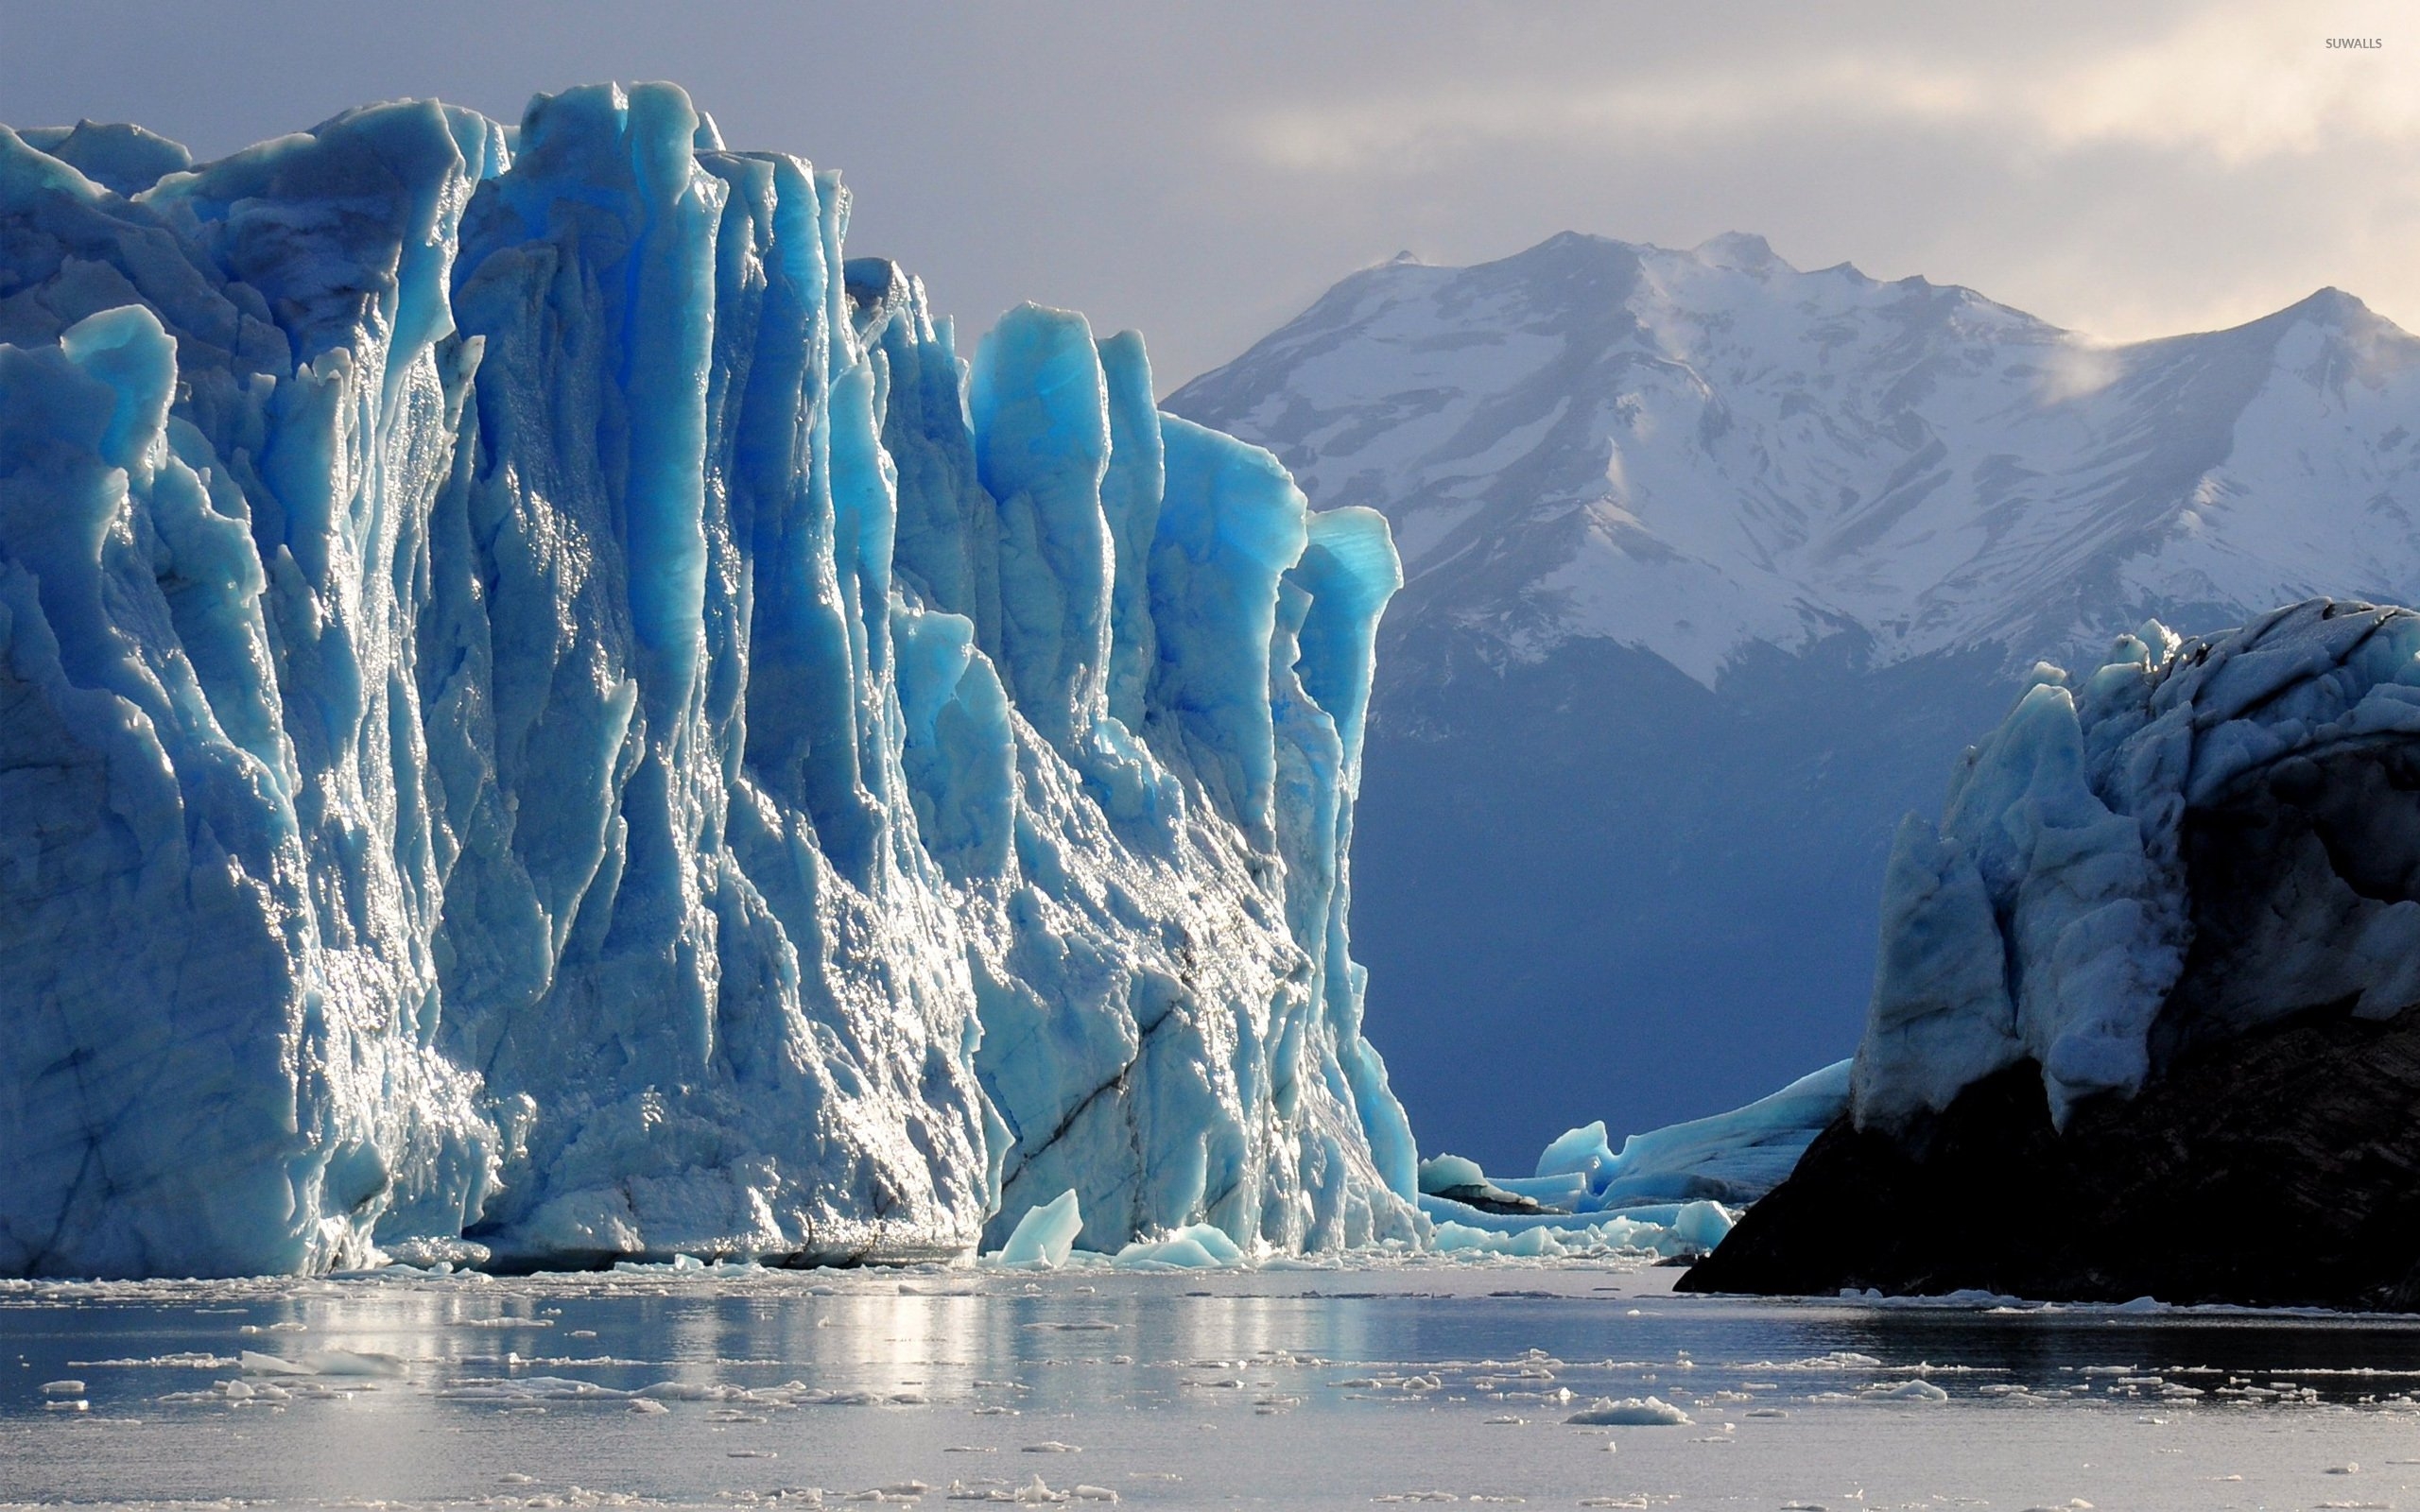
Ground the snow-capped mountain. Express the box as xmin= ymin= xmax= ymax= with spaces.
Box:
xmin=1169 ymin=232 xmax=2420 ymax=1168
xmin=1176 ymin=232 xmax=2420 ymax=682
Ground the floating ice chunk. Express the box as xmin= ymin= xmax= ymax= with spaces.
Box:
xmin=1566 ymin=1396 xmax=1692 ymax=1426
xmin=39 ymin=1379 xmax=85 ymax=1396
xmin=1530 ymin=1061 xmax=1850 ymax=1214
xmin=995 ymin=1191 xmax=1083 ymax=1270
xmin=383 ymin=1237 xmax=493 ymax=1270
xmin=1112 ymin=1226 xmax=1245 ymax=1270
xmin=238 ymin=1351 xmax=318 ymax=1376
xmin=1489 ymin=1173 xmax=1590 ymax=1204
xmin=1868 ymin=1380 xmax=1949 ymax=1401
xmin=1669 ymin=1200 xmax=1733 ymax=1251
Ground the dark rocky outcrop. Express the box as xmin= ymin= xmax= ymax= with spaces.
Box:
xmin=1685 ymin=725 xmax=2420 ymax=1309
xmin=1680 ymin=1009 xmax=2420 ymax=1308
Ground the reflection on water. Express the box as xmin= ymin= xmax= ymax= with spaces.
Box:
xmin=7 ymin=1262 xmax=2420 ymax=1509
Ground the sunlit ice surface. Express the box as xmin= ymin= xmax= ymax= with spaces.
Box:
xmin=9 ymin=1257 xmax=2420 ymax=1509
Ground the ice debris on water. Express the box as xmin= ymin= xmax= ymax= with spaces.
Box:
xmin=239 ymin=1348 xmax=406 ymax=1378
xmin=1408 ymin=1061 xmax=1850 ymax=1253
xmin=1566 ymin=1396 xmax=1692 ymax=1426
xmin=0 ymin=81 xmax=1420 ymax=1280
xmin=1867 ymin=1380 xmax=1950 ymax=1402
xmin=943 ymin=1478 xmax=1115 ymax=1504
xmin=1112 ymin=1225 xmax=1245 ymax=1270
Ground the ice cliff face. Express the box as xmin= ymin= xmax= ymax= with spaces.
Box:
xmin=1168 ymin=232 xmax=2420 ymax=1166
xmin=0 ymin=84 xmax=1418 ymax=1279
xmin=1856 ymin=597 xmax=2420 ymax=1129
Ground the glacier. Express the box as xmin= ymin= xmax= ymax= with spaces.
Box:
xmin=1854 ymin=597 xmax=2420 ymax=1128
xmin=0 ymin=83 xmax=1421 ymax=1279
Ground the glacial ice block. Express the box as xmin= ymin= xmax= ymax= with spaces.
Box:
xmin=994 ymin=1189 xmax=1083 ymax=1269
xmin=1854 ymin=599 xmax=2420 ymax=1129
xmin=1525 ymin=1060 xmax=1850 ymax=1210
xmin=0 ymin=83 xmax=1420 ymax=1277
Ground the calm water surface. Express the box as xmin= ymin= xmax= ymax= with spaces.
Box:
xmin=7 ymin=1260 xmax=2420 ymax=1510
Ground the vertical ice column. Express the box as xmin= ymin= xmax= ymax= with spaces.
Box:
xmin=708 ymin=150 xmax=889 ymax=881
xmin=0 ymin=94 xmax=510 ymax=1277
xmin=441 ymin=84 xmax=992 ymax=1264
xmin=861 ymin=259 xmax=1004 ymax=651
xmin=1096 ymin=331 xmax=1165 ymax=734
xmin=1148 ymin=417 xmax=1311 ymax=845
xmin=1285 ymin=507 xmax=1417 ymax=1200
xmin=0 ymin=310 xmax=368 ymax=1277
xmin=892 ymin=604 xmax=1015 ymax=879
xmin=967 ymin=304 xmax=1115 ymax=752
xmin=447 ymin=84 xmax=719 ymax=1086
xmin=146 ymin=100 xmax=510 ymax=1252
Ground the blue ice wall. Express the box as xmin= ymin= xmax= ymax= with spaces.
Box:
xmin=0 ymin=83 xmax=1418 ymax=1277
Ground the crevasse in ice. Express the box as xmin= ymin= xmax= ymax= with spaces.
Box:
xmin=1854 ymin=598 xmax=2420 ymax=1129
xmin=0 ymin=83 xmax=1420 ymax=1278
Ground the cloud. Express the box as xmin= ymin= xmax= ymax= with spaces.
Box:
xmin=1243 ymin=60 xmax=1985 ymax=174
xmin=2040 ymin=5 xmax=2420 ymax=162
xmin=1238 ymin=2 xmax=2420 ymax=175
xmin=6 ymin=0 xmax=2417 ymax=384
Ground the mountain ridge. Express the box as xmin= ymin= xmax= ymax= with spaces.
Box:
xmin=1170 ymin=231 xmax=2420 ymax=688
xmin=1167 ymin=232 xmax=2420 ymax=1168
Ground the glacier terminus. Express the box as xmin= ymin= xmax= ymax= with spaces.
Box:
xmin=0 ymin=84 xmax=1426 ymax=1278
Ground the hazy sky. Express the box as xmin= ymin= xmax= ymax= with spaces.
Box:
xmin=6 ymin=0 xmax=2415 ymax=390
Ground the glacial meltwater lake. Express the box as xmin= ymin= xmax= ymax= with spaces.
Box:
xmin=8 ymin=1258 xmax=2420 ymax=1511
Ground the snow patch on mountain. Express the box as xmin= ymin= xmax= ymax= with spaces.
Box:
xmin=1172 ymin=232 xmax=2420 ymax=686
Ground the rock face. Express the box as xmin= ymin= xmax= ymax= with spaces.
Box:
xmin=0 ymin=85 xmax=1420 ymax=1279
xmin=1682 ymin=1014 xmax=2420 ymax=1309
xmin=1686 ymin=598 xmax=2420 ymax=1307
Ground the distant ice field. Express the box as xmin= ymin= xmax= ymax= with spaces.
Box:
xmin=9 ymin=1262 xmax=2420 ymax=1509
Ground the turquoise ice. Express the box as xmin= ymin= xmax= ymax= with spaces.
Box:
xmin=0 ymin=84 xmax=1418 ymax=1278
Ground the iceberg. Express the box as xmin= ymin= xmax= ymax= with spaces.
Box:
xmin=1406 ymin=1061 xmax=1840 ymax=1255
xmin=1564 ymin=1396 xmax=1692 ymax=1427
xmin=0 ymin=84 xmax=1419 ymax=1278
xmin=1111 ymin=1223 xmax=1245 ymax=1269
xmin=1534 ymin=1059 xmax=1850 ymax=1208
xmin=994 ymin=1190 xmax=1083 ymax=1270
